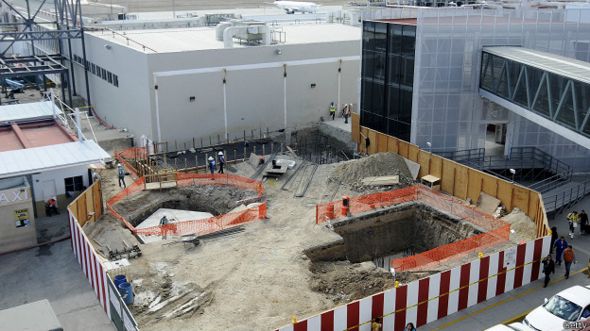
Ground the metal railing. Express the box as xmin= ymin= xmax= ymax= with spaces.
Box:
xmin=543 ymin=180 xmax=590 ymax=214
xmin=93 ymin=27 xmax=158 ymax=53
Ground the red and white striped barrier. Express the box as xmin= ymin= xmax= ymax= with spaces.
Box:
xmin=277 ymin=236 xmax=550 ymax=331
xmin=69 ymin=212 xmax=111 ymax=318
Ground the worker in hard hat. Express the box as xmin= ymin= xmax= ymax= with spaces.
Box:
xmin=329 ymin=102 xmax=336 ymax=120
xmin=208 ymin=156 xmax=216 ymax=178
xmin=117 ymin=163 xmax=126 ymax=188
xmin=217 ymin=151 xmax=225 ymax=174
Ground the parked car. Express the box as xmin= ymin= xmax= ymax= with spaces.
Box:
xmin=485 ymin=322 xmax=531 ymax=330
xmin=523 ymin=285 xmax=590 ymax=331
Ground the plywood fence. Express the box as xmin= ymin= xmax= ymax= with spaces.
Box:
xmin=68 ymin=180 xmax=103 ymax=227
xmin=351 ymin=116 xmax=549 ymax=238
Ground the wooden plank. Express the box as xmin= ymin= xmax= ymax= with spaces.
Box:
xmin=467 ymin=169 xmax=484 ymax=203
xmin=440 ymin=159 xmax=456 ymax=195
xmin=377 ymin=132 xmax=389 ymax=153
xmin=351 ymin=112 xmax=360 ymax=145
xmin=398 ymin=140 xmax=409 ymax=158
xmin=512 ymin=186 xmax=530 ymax=214
xmin=86 ymin=190 xmax=94 ymax=222
xmin=408 ymin=145 xmax=419 ymax=163
xmin=497 ymin=180 xmax=513 ymax=211
xmin=359 ymin=127 xmax=369 ymax=154
xmin=417 ymin=151 xmax=430 ymax=178
xmin=481 ymin=175 xmax=498 ymax=197
xmin=388 ymin=136 xmax=399 ymax=154
xmin=430 ymin=155 xmax=443 ymax=178
xmin=77 ymin=194 xmax=87 ymax=226
xmin=368 ymin=129 xmax=378 ymax=154
xmin=454 ymin=165 xmax=469 ymax=200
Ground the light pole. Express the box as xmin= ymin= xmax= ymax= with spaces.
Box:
xmin=509 ymin=168 xmax=516 ymax=182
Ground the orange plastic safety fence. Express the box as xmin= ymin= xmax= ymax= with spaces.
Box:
xmin=134 ymin=203 xmax=266 ymax=237
xmin=176 ymin=172 xmax=265 ymax=197
xmin=316 ymin=186 xmax=418 ymax=224
xmin=391 ymin=224 xmax=511 ymax=272
xmin=114 ymin=147 xmax=148 ymax=179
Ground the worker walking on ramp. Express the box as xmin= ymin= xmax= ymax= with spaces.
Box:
xmin=117 ymin=163 xmax=126 ymax=188
xmin=329 ymin=102 xmax=336 ymax=120
xmin=217 ymin=151 xmax=225 ymax=174
xmin=208 ymin=156 xmax=216 ymax=179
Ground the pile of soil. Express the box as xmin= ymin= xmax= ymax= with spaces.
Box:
xmin=328 ymin=153 xmax=413 ymax=191
xmin=309 ymin=261 xmax=395 ymax=304
xmin=501 ymin=208 xmax=537 ymax=242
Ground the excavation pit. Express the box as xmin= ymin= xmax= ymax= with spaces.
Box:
xmin=306 ymin=202 xmax=481 ymax=267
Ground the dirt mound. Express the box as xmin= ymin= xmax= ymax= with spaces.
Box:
xmin=310 ymin=261 xmax=395 ymax=304
xmin=501 ymin=208 xmax=537 ymax=242
xmin=328 ymin=153 xmax=413 ymax=191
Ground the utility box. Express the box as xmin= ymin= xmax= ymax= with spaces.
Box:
xmin=420 ymin=175 xmax=441 ymax=191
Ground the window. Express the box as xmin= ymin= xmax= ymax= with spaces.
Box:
xmin=91 ymin=63 xmax=95 ymax=74
xmin=107 ymin=72 xmax=113 ymax=83
xmin=113 ymin=75 xmax=119 ymax=87
xmin=64 ymin=176 xmax=84 ymax=192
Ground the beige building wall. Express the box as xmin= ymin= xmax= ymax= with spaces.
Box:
xmin=0 ymin=186 xmax=36 ymax=254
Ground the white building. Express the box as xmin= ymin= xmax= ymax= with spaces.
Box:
xmin=71 ymin=22 xmax=361 ymax=149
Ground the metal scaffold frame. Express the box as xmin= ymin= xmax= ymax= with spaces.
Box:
xmin=0 ymin=0 xmax=91 ymax=106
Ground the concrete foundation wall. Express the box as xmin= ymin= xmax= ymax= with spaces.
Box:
xmin=0 ymin=186 xmax=36 ymax=254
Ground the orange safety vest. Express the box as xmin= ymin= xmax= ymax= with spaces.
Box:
xmin=563 ymin=249 xmax=575 ymax=263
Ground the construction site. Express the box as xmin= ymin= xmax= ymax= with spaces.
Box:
xmin=74 ymin=120 xmax=542 ymax=331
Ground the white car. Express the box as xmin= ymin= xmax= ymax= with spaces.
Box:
xmin=523 ymin=285 xmax=590 ymax=331
xmin=484 ymin=322 xmax=531 ymax=330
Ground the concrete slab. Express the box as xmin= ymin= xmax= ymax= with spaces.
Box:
xmin=0 ymin=240 xmax=115 ymax=331
xmin=361 ymin=175 xmax=400 ymax=186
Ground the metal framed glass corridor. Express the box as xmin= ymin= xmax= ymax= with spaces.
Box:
xmin=480 ymin=47 xmax=590 ymax=139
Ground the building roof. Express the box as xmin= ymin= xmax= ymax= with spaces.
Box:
xmin=483 ymin=47 xmax=590 ymax=84
xmin=0 ymin=101 xmax=62 ymax=123
xmin=0 ymin=140 xmax=111 ymax=179
xmin=0 ymin=120 xmax=75 ymax=152
xmin=90 ymin=23 xmax=361 ymax=53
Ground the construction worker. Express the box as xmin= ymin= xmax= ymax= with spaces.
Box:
xmin=567 ymin=210 xmax=579 ymax=239
xmin=563 ymin=245 xmax=575 ymax=279
xmin=329 ymin=102 xmax=336 ymax=120
xmin=217 ymin=151 xmax=225 ymax=174
xmin=160 ymin=215 xmax=170 ymax=240
xmin=542 ymin=254 xmax=555 ymax=288
xmin=208 ymin=156 xmax=216 ymax=177
xmin=342 ymin=104 xmax=351 ymax=124
xmin=45 ymin=197 xmax=59 ymax=216
xmin=117 ymin=163 xmax=126 ymax=188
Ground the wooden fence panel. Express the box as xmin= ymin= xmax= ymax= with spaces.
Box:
xmin=512 ymin=186 xmax=531 ymax=214
xmin=387 ymin=136 xmax=399 ymax=154
xmin=377 ymin=132 xmax=389 ymax=153
xmin=430 ymin=155 xmax=443 ymax=178
xmin=398 ymin=140 xmax=409 ymax=158
xmin=497 ymin=180 xmax=514 ymax=211
xmin=408 ymin=145 xmax=419 ymax=163
xmin=467 ymin=169 xmax=484 ymax=203
xmin=351 ymin=113 xmax=360 ymax=145
xmin=482 ymin=176 xmax=498 ymax=197
xmin=417 ymin=151 xmax=430 ymax=178
xmin=368 ymin=130 xmax=378 ymax=154
xmin=454 ymin=165 xmax=469 ymax=200
xmin=440 ymin=159 xmax=456 ymax=195
xmin=77 ymin=194 xmax=88 ymax=226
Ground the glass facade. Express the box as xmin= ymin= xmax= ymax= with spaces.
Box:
xmin=361 ymin=21 xmax=416 ymax=141
xmin=480 ymin=51 xmax=590 ymax=138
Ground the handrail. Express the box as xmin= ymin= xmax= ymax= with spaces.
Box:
xmin=91 ymin=27 xmax=158 ymax=53
xmin=543 ymin=179 xmax=590 ymax=213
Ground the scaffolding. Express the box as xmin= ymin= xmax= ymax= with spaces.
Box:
xmin=0 ymin=0 xmax=90 ymax=106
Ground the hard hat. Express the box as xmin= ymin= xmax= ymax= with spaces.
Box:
xmin=218 ymin=151 xmax=223 ymax=156
xmin=208 ymin=156 xmax=214 ymax=161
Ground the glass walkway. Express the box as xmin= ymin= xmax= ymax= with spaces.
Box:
xmin=479 ymin=46 xmax=590 ymax=147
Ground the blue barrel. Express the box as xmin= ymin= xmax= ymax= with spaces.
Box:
xmin=118 ymin=282 xmax=134 ymax=305
xmin=114 ymin=275 xmax=127 ymax=287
